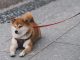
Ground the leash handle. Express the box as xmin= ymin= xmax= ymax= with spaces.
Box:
xmin=33 ymin=12 xmax=80 ymax=28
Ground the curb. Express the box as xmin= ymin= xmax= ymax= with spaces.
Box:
xmin=0 ymin=0 xmax=55 ymax=23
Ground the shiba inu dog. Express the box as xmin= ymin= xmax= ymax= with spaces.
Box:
xmin=10 ymin=12 xmax=41 ymax=57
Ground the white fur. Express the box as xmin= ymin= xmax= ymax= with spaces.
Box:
xmin=10 ymin=38 xmax=18 ymax=56
xmin=19 ymin=51 xmax=25 ymax=57
xmin=23 ymin=39 xmax=31 ymax=48
xmin=19 ymin=39 xmax=31 ymax=56
xmin=11 ymin=26 xmax=29 ymax=39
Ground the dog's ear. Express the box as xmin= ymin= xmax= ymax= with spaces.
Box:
xmin=27 ymin=17 xmax=34 ymax=23
xmin=10 ymin=17 xmax=16 ymax=23
xmin=22 ymin=12 xmax=34 ymax=23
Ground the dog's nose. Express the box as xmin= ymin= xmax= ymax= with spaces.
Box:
xmin=15 ymin=30 xmax=18 ymax=34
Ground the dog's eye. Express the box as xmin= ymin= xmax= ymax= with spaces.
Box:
xmin=18 ymin=24 xmax=23 ymax=28
xmin=19 ymin=25 xmax=22 ymax=28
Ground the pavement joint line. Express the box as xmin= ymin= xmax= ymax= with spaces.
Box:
xmin=29 ymin=17 xmax=80 ymax=60
xmin=54 ymin=41 xmax=80 ymax=47
xmin=0 ymin=49 xmax=9 ymax=53
xmin=54 ymin=22 xmax=80 ymax=42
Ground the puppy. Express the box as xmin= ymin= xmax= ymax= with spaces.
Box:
xmin=10 ymin=12 xmax=41 ymax=57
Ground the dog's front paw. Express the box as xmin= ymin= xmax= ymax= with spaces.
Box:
xmin=19 ymin=52 xmax=26 ymax=57
xmin=10 ymin=52 xmax=16 ymax=57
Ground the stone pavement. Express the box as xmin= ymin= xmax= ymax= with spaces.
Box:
xmin=0 ymin=0 xmax=80 ymax=60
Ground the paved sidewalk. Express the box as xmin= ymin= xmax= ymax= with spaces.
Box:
xmin=0 ymin=0 xmax=80 ymax=60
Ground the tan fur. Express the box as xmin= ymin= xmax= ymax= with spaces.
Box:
xmin=21 ymin=12 xmax=33 ymax=21
xmin=10 ymin=12 xmax=41 ymax=57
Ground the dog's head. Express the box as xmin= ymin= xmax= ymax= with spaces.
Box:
xmin=11 ymin=12 xmax=34 ymax=38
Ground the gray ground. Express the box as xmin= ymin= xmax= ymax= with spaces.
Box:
xmin=0 ymin=0 xmax=23 ymax=9
xmin=0 ymin=0 xmax=34 ymax=9
xmin=0 ymin=0 xmax=80 ymax=60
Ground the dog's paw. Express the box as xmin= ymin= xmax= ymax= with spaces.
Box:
xmin=19 ymin=52 xmax=25 ymax=57
xmin=10 ymin=52 xmax=16 ymax=57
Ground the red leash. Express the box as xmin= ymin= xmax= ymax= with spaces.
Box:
xmin=33 ymin=12 xmax=80 ymax=28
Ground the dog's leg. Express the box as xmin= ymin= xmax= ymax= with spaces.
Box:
xmin=19 ymin=39 xmax=32 ymax=57
xmin=10 ymin=38 xmax=18 ymax=57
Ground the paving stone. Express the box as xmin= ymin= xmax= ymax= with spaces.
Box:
xmin=56 ymin=21 xmax=80 ymax=46
xmin=0 ymin=23 xmax=11 ymax=37
xmin=31 ymin=42 xmax=80 ymax=60
xmin=0 ymin=36 xmax=10 ymax=44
